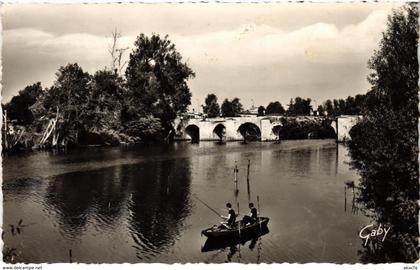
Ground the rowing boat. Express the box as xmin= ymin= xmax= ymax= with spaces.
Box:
xmin=201 ymin=217 xmax=269 ymax=239
xmin=202 ymin=223 xmax=269 ymax=252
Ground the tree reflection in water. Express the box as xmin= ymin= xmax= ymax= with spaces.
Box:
xmin=45 ymin=166 xmax=131 ymax=239
xmin=127 ymin=158 xmax=192 ymax=259
xmin=44 ymin=157 xmax=192 ymax=259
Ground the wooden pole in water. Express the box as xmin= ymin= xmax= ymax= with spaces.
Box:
xmin=247 ymin=159 xmax=250 ymax=182
xmin=4 ymin=110 xmax=7 ymax=150
xmin=237 ymin=202 xmax=241 ymax=239
xmin=234 ymin=162 xmax=239 ymax=192
xmin=246 ymin=159 xmax=251 ymax=203
xmin=344 ymin=186 xmax=346 ymax=212
xmin=69 ymin=249 xmax=72 ymax=263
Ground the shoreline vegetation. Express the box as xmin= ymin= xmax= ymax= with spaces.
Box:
xmin=2 ymin=31 xmax=366 ymax=153
xmin=347 ymin=4 xmax=418 ymax=262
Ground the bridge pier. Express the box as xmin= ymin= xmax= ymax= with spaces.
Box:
xmin=335 ymin=115 xmax=362 ymax=142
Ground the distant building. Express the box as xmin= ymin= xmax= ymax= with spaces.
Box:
xmin=183 ymin=109 xmax=203 ymax=119
xmin=239 ymin=105 xmax=259 ymax=117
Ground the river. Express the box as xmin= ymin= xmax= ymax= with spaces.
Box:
xmin=3 ymin=139 xmax=371 ymax=263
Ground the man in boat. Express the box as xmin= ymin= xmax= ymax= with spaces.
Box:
xmin=242 ymin=203 xmax=258 ymax=225
xmin=220 ymin=203 xmax=236 ymax=229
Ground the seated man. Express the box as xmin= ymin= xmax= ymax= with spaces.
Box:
xmin=220 ymin=203 xmax=236 ymax=229
xmin=242 ymin=203 xmax=258 ymax=225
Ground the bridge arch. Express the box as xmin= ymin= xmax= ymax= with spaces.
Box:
xmin=237 ymin=122 xmax=261 ymax=141
xmin=185 ymin=124 xmax=200 ymax=143
xmin=346 ymin=124 xmax=359 ymax=142
xmin=322 ymin=125 xmax=337 ymax=139
xmin=213 ymin=123 xmax=226 ymax=141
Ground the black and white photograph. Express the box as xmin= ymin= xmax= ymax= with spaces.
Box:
xmin=1 ymin=2 xmax=418 ymax=265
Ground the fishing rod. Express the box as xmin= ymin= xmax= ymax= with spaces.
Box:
xmin=192 ymin=194 xmax=221 ymax=217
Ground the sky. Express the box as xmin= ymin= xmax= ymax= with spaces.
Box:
xmin=1 ymin=3 xmax=404 ymax=111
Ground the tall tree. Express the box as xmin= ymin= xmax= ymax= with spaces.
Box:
xmin=265 ymin=101 xmax=285 ymax=115
xmin=338 ymin=99 xmax=346 ymax=115
xmin=202 ymin=94 xmax=220 ymax=118
xmin=324 ymin=99 xmax=334 ymax=116
xmin=125 ymin=34 xmax=195 ymax=134
xmin=333 ymin=99 xmax=340 ymax=115
xmin=231 ymin=98 xmax=243 ymax=116
xmin=40 ymin=63 xmax=92 ymax=143
xmin=221 ymin=98 xmax=243 ymax=117
xmin=287 ymin=97 xmax=312 ymax=116
xmin=257 ymin=106 xmax=265 ymax=116
xmin=108 ymin=29 xmax=129 ymax=75
xmin=348 ymin=4 xmax=418 ymax=262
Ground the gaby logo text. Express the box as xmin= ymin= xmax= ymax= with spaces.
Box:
xmin=359 ymin=224 xmax=390 ymax=246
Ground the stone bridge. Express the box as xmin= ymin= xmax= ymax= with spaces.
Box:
xmin=173 ymin=115 xmax=362 ymax=142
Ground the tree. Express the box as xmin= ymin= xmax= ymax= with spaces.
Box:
xmin=108 ymin=29 xmax=129 ymax=75
xmin=338 ymin=99 xmax=346 ymax=115
xmin=318 ymin=95 xmax=366 ymax=116
xmin=286 ymin=99 xmax=294 ymax=115
xmin=202 ymin=94 xmax=220 ymax=118
xmin=265 ymin=101 xmax=285 ymax=115
xmin=317 ymin=105 xmax=325 ymax=116
xmin=88 ymin=69 xmax=125 ymax=131
xmin=257 ymin=106 xmax=265 ymax=116
xmin=287 ymin=97 xmax=312 ymax=116
xmin=348 ymin=4 xmax=418 ymax=262
xmin=354 ymin=94 xmax=366 ymax=114
xmin=125 ymin=34 xmax=195 ymax=135
xmin=324 ymin=99 xmax=334 ymax=116
xmin=333 ymin=99 xmax=340 ymax=115
xmin=221 ymin=98 xmax=243 ymax=117
xmin=4 ymin=82 xmax=43 ymax=125
xmin=345 ymin=96 xmax=356 ymax=114
xmin=41 ymin=63 xmax=92 ymax=144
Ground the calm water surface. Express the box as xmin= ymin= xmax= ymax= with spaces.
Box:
xmin=3 ymin=140 xmax=370 ymax=263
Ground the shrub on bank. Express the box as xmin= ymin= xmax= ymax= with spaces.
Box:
xmin=278 ymin=118 xmax=336 ymax=140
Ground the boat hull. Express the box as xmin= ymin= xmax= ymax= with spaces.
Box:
xmin=202 ymin=225 xmax=269 ymax=252
xmin=201 ymin=217 xmax=269 ymax=239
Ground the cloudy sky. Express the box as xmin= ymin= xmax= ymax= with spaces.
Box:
xmin=2 ymin=3 xmax=403 ymax=111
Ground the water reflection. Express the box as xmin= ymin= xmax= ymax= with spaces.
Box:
xmin=45 ymin=166 xmax=130 ymax=238
xmin=3 ymin=177 xmax=43 ymax=198
xmin=127 ymin=158 xmax=192 ymax=259
xmin=3 ymin=140 xmax=373 ymax=263
xmin=42 ymin=156 xmax=192 ymax=259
